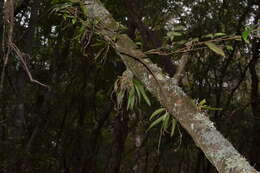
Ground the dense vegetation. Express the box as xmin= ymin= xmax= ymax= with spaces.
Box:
xmin=0 ymin=0 xmax=259 ymax=172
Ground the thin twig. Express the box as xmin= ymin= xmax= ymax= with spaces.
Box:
xmin=146 ymin=35 xmax=241 ymax=56
xmin=10 ymin=43 xmax=49 ymax=89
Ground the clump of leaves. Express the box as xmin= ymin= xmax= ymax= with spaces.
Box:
xmin=50 ymin=0 xmax=86 ymax=23
xmin=147 ymin=108 xmax=177 ymax=137
xmin=113 ymin=74 xmax=151 ymax=111
xmin=147 ymin=107 xmax=179 ymax=153
xmin=127 ymin=79 xmax=151 ymax=110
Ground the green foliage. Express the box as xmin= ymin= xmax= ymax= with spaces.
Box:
xmin=214 ymin=33 xmax=226 ymax=37
xmin=241 ymin=22 xmax=260 ymax=44
xmin=114 ymin=76 xmax=151 ymax=111
xmin=126 ymin=79 xmax=151 ymax=110
xmin=197 ymin=99 xmax=223 ymax=111
xmin=166 ymin=31 xmax=183 ymax=41
xmin=242 ymin=27 xmax=252 ymax=44
xmin=133 ymin=79 xmax=151 ymax=106
xmin=204 ymin=42 xmax=225 ymax=57
xmin=147 ymin=108 xmax=177 ymax=137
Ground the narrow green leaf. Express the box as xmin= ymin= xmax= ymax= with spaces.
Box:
xmin=130 ymin=96 xmax=135 ymax=110
xmin=127 ymin=87 xmax=135 ymax=110
xmin=162 ymin=112 xmax=170 ymax=131
xmin=94 ymin=47 xmax=105 ymax=60
xmin=202 ymin=34 xmax=214 ymax=39
xmin=147 ymin=115 xmax=165 ymax=132
xmin=133 ymin=78 xmax=142 ymax=86
xmin=133 ymin=79 xmax=141 ymax=102
xmin=205 ymin=42 xmax=225 ymax=57
xmin=137 ymin=83 xmax=151 ymax=106
xmin=170 ymin=118 xmax=177 ymax=137
xmin=126 ymin=97 xmax=131 ymax=110
xmin=133 ymin=79 xmax=151 ymax=106
xmin=214 ymin=33 xmax=226 ymax=37
xmin=150 ymin=108 xmax=166 ymax=120
xmin=134 ymin=85 xmax=141 ymax=103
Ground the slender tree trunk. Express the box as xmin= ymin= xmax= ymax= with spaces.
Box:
xmin=105 ymin=111 xmax=129 ymax=173
xmin=132 ymin=113 xmax=146 ymax=173
xmin=195 ymin=150 xmax=203 ymax=173
xmin=249 ymin=10 xmax=260 ymax=170
xmin=81 ymin=102 xmax=113 ymax=173
xmin=7 ymin=0 xmax=41 ymax=172
xmin=0 ymin=1 xmax=3 ymax=44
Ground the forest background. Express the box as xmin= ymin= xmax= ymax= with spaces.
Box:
xmin=0 ymin=0 xmax=259 ymax=173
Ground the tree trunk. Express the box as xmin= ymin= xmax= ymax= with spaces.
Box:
xmin=105 ymin=113 xmax=129 ymax=173
xmin=7 ymin=0 xmax=42 ymax=172
xmin=249 ymin=9 xmax=260 ymax=170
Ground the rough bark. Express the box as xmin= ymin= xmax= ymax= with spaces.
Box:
xmin=82 ymin=102 xmax=113 ymax=173
xmin=105 ymin=110 xmax=129 ymax=173
xmin=83 ymin=1 xmax=259 ymax=173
